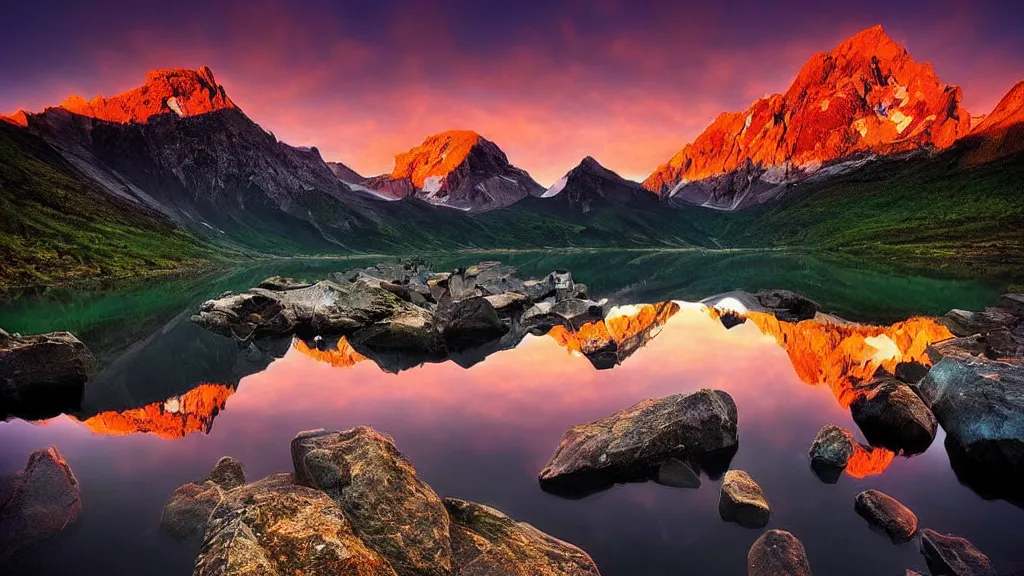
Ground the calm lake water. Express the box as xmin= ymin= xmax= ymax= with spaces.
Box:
xmin=1 ymin=250 xmax=1022 ymax=575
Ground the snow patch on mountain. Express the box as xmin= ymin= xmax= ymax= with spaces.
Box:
xmin=541 ymin=175 xmax=568 ymax=198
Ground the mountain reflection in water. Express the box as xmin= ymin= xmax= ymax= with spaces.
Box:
xmin=8 ymin=300 xmax=1021 ymax=576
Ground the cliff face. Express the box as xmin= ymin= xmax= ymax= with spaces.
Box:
xmin=365 ymin=130 xmax=544 ymax=212
xmin=963 ymin=80 xmax=1024 ymax=166
xmin=643 ymin=25 xmax=971 ymax=209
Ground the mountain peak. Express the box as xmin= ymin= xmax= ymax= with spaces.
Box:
xmin=56 ymin=66 xmax=237 ymax=124
xmin=643 ymin=24 xmax=971 ymax=206
xmin=389 ymin=130 xmax=495 ymax=187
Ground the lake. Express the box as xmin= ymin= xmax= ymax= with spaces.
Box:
xmin=1 ymin=249 xmax=1021 ymax=575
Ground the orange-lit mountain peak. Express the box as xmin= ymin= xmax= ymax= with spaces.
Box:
xmin=389 ymin=129 xmax=498 ymax=187
xmin=52 ymin=66 xmax=237 ymax=124
xmin=77 ymin=383 xmax=233 ymax=439
xmin=643 ymin=25 xmax=970 ymax=197
xmin=548 ymin=301 xmax=681 ymax=366
xmin=293 ymin=337 xmax=369 ymax=368
xmin=964 ymin=79 xmax=1024 ymax=165
xmin=1 ymin=110 xmax=29 ymax=127
xmin=740 ymin=312 xmax=952 ymax=407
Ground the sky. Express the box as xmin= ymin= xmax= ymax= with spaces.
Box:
xmin=2 ymin=0 xmax=1022 ymax=185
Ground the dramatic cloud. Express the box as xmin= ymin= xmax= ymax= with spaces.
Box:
xmin=2 ymin=0 xmax=1021 ymax=184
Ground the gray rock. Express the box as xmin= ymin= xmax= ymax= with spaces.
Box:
xmin=539 ymin=389 xmax=738 ymax=494
xmin=808 ymin=424 xmax=855 ymax=481
xmin=747 ymin=529 xmax=811 ymax=576
xmin=943 ymin=307 xmax=1020 ymax=337
xmin=291 ymin=428 xmax=452 ymax=576
xmin=483 ymin=292 xmax=530 ymax=316
xmin=0 ymin=446 xmax=81 ymax=558
xmin=448 ymin=272 xmax=480 ymax=301
xmin=850 ymin=377 xmax=937 ymax=455
xmin=917 ymin=357 xmax=1024 ymax=503
xmin=257 ymin=276 xmax=312 ymax=291
xmin=435 ymin=297 xmax=508 ymax=351
xmin=754 ymin=289 xmax=821 ymax=322
xmin=997 ymin=293 xmax=1024 ymax=316
xmin=0 ymin=331 xmax=94 ymax=420
xmin=719 ymin=470 xmax=771 ymax=528
xmin=854 ymin=489 xmax=917 ymax=543
xmin=523 ymin=276 xmax=556 ymax=301
xmin=920 ymin=529 xmax=996 ymax=576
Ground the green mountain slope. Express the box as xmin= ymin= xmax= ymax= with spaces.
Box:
xmin=0 ymin=122 xmax=221 ymax=290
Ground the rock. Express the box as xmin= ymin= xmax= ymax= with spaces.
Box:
xmin=192 ymin=280 xmax=418 ymax=339
xmin=906 ymin=571 xmax=925 ymax=576
xmin=754 ymin=290 xmax=821 ymax=322
xmin=570 ymin=283 xmax=589 ymax=300
xmin=291 ymin=428 xmax=452 ymax=576
xmin=483 ymin=292 xmax=530 ymax=316
xmin=719 ymin=470 xmax=770 ymax=528
xmin=435 ymin=297 xmax=508 ymax=352
xmin=943 ymin=307 xmax=1020 ymax=337
xmin=747 ymin=529 xmax=812 ymax=576
xmin=194 ymin=474 xmax=396 ymax=576
xmin=550 ymin=299 xmax=604 ymax=328
xmin=0 ymin=446 xmax=81 ymax=558
xmin=349 ymin=307 xmax=440 ymax=355
xmin=850 ymin=376 xmax=937 ymax=455
xmin=917 ymin=357 xmax=1024 ymax=504
xmin=997 ymin=293 xmax=1024 ymax=316
xmin=0 ymin=331 xmax=94 ymax=420
xmin=257 ymin=275 xmax=312 ymax=291
xmin=523 ymin=276 xmax=556 ymax=301
xmin=654 ymin=458 xmax=701 ymax=489
xmin=539 ymin=389 xmax=738 ymax=496
xmin=161 ymin=456 xmax=246 ymax=540
xmin=808 ymin=424 xmax=855 ymax=482
xmin=853 ymin=489 xmax=917 ymax=543
xmin=448 ymin=272 xmax=481 ymax=301
xmin=444 ymin=498 xmax=600 ymax=576
xmin=464 ymin=261 xmax=501 ymax=277
xmin=919 ymin=529 xmax=996 ymax=576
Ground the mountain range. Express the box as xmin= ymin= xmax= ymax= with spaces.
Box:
xmin=1 ymin=25 xmax=1022 ymax=289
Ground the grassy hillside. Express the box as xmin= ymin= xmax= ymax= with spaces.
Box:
xmin=712 ymin=151 xmax=1024 ymax=281
xmin=0 ymin=122 xmax=222 ymax=290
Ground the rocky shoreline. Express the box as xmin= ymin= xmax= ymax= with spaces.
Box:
xmin=1 ymin=260 xmax=1022 ymax=574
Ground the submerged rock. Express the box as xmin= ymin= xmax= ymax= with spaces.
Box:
xmin=0 ymin=330 xmax=94 ymax=420
xmin=0 ymin=446 xmax=81 ymax=558
xmin=538 ymin=389 xmax=738 ymax=497
xmin=194 ymin=474 xmax=396 ymax=576
xmin=853 ymin=489 xmax=917 ymax=543
xmin=257 ymin=275 xmax=312 ymax=291
xmin=161 ymin=456 xmax=246 ymax=540
xmin=291 ymin=427 xmax=452 ymax=576
xmin=719 ymin=470 xmax=771 ymax=528
xmin=655 ymin=458 xmax=702 ymax=489
xmin=919 ymin=529 xmax=996 ymax=576
xmin=917 ymin=357 xmax=1024 ymax=505
xmin=445 ymin=498 xmax=600 ymax=576
xmin=850 ymin=376 xmax=937 ymax=455
xmin=808 ymin=424 xmax=855 ymax=482
xmin=747 ymin=529 xmax=811 ymax=576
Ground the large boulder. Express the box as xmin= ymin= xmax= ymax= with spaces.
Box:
xmin=853 ymin=489 xmax=917 ymax=543
xmin=917 ymin=357 xmax=1024 ymax=504
xmin=0 ymin=446 xmax=81 ymax=558
xmin=997 ymin=293 xmax=1024 ymax=316
xmin=291 ymin=428 xmax=452 ymax=576
xmin=929 ymin=331 xmax=1023 ymax=365
xmin=435 ymin=297 xmax=508 ymax=352
xmin=0 ymin=330 xmax=94 ymax=420
xmin=522 ymin=299 xmax=604 ymax=334
xmin=161 ymin=456 xmax=246 ymax=540
xmin=538 ymin=389 xmax=738 ymax=497
xmin=444 ymin=498 xmax=600 ymax=576
xmin=194 ymin=474 xmax=396 ymax=576
xmin=192 ymin=280 xmax=417 ymax=339
xmin=348 ymin=308 xmax=441 ymax=356
xmin=719 ymin=470 xmax=771 ymax=528
xmin=943 ymin=307 xmax=1020 ymax=337
xmin=747 ymin=529 xmax=811 ymax=576
xmin=476 ymin=264 xmax=526 ymax=296
xmin=850 ymin=377 xmax=937 ymax=455
xmin=919 ymin=529 xmax=996 ymax=576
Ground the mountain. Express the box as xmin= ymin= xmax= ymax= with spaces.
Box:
xmin=962 ymin=80 xmax=1024 ymax=166
xmin=364 ymin=130 xmax=544 ymax=212
xmin=539 ymin=156 xmax=659 ymax=213
xmin=643 ymin=25 xmax=971 ymax=210
xmin=326 ymin=161 xmax=366 ymax=184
